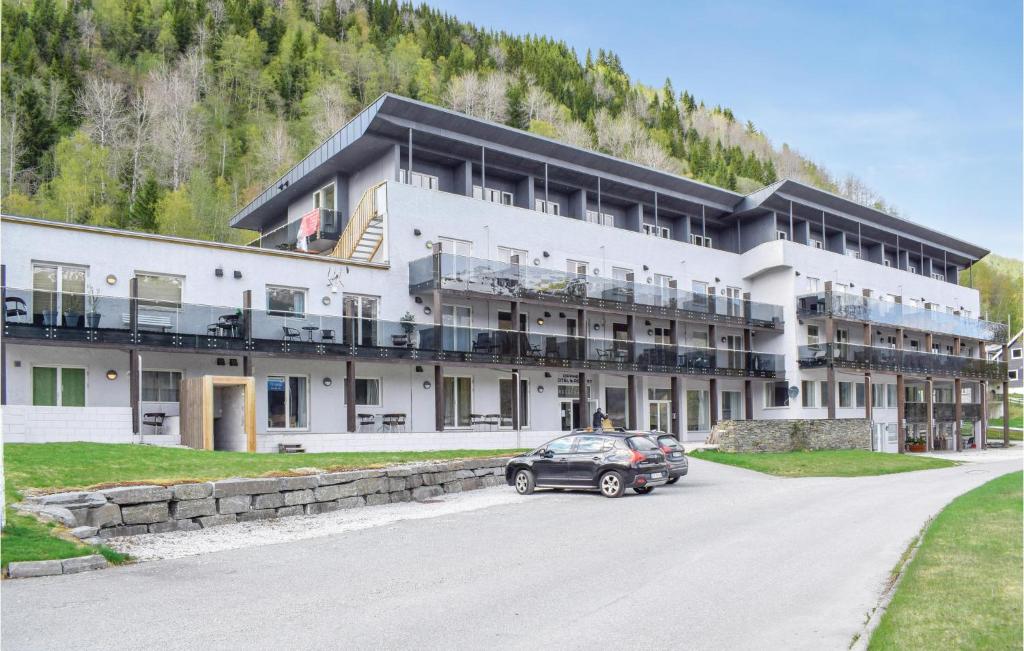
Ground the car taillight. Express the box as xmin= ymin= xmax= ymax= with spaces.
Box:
xmin=660 ymin=445 xmax=672 ymax=454
xmin=629 ymin=449 xmax=645 ymax=465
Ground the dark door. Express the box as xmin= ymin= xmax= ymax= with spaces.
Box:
xmin=569 ymin=434 xmax=610 ymax=486
xmin=532 ymin=436 xmax=576 ymax=485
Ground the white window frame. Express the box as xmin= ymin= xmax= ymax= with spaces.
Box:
xmin=1011 ymin=348 xmax=1022 ymax=359
xmin=883 ymin=259 xmax=891 ymax=267
xmin=534 ymin=198 xmax=560 ymax=215
xmin=811 ymin=239 xmax=824 ymax=249
xmin=401 ymin=169 xmax=439 ymax=190
xmin=567 ymin=260 xmax=588 ymax=277
xmin=497 ymin=246 xmax=528 ymax=265
xmin=845 ymin=249 xmax=861 ymax=259
xmin=438 ymin=236 xmax=472 ymax=258
xmin=313 ymin=182 xmax=337 ymax=210
xmin=266 ymin=374 xmax=310 ymax=431
xmin=31 ymin=261 xmax=89 ymax=319
xmin=777 ymin=230 xmax=788 ymax=241
xmin=31 ymin=364 xmax=88 ymax=407
xmin=444 ymin=375 xmax=474 ymax=429
xmin=931 ymin=272 xmax=945 ymax=281
xmin=801 ymin=380 xmax=818 ymax=408
xmin=642 ymin=223 xmax=671 ymax=238
xmin=585 ymin=210 xmax=615 ymax=227
xmin=807 ymin=325 xmax=820 ymax=345
xmin=135 ymin=271 xmax=184 ymax=311
xmin=909 ymin=264 xmax=918 ymax=274
xmin=689 ymin=234 xmax=713 ymax=248
xmin=763 ymin=381 xmax=790 ymax=409
xmin=141 ymin=369 xmax=183 ymax=403
xmin=1009 ymin=370 xmax=1019 ymax=381
xmin=473 ymin=185 xmax=513 ymax=205
xmin=266 ymin=285 xmax=307 ymax=319
xmin=353 ymin=377 xmax=383 ymax=407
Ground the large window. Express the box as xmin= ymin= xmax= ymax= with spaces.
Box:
xmin=642 ymin=223 xmax=671 ymax=238
xmin=721 ymin=391 xmax=742 ymax=421
xmin=497 ymin=246 xmax=528 ymax=265
xmin=499 ymin=378 xmax=529 ymax=427
xmin=32 ymin=262 xmax=87 ymax=325
xmin=605 ymin=387 xmax=628 ymax=428
xmin=764 ymin=382 xmax=789 ymax=408
xmin=32 ymin=366 xmax=86 ymax=407
xmin=136 ymin=272 xmax=183 ymax=310
xmin=648 ymin=388 xmax=671 ymax=432
xmin=142 ymin=370 xmax=182 ymax=402
xmin=686 ymin=389 xmax=710 ymax=431
xmin=313 ymin=182 xmax=336 ymax=210
xmin=838 ymin=382 xmax=865 ymax=408
xmin=801 ymin=381 xmax=818 ymax=408
xmin=442 ymin=304 xmax=472 ymax=352
xmin=400 ymin=170 xmax=439 ymax=190
xmin=534 ymin=198 xmax=560 ymax=215
xmin=444 ymin=377 xmax=473 ymax=428
xmin=266 ymin=286 xmax=306 ymax=318
xmin=354 ymin=378 xmax=381 ymax=406
xmin=342 ymin=295 xmax=379 ymax=347
xmin=585 ymin=210 xmax=615 ymax=227
xmin=267 ymin=375 xmax=308 ymax=430
xmin=473 ymin=185 xmax=513 ymax=205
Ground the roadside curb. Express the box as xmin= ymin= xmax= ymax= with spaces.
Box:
xmin=6 ymin=555 xmax=108 ymax=580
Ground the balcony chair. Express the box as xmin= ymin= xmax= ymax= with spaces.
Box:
xmin=282 ymin=326 xmax=301 ymax=341
xmin=472 ymin=332 xmax=494 ymax=354
xmin=519 ymin=333 xmax=541 ymax=357
xmin=357 ymin=413 xmax=376 ymax=432
xmin=320 ymin=329 xmax=336 ymax=343
xmin=544 ymin=336 xmax=560 ymax=359
xmin=4 ymin=296 xmax=27 ymax=322
xmin=142 ymin=412 xmax=166 ymax=437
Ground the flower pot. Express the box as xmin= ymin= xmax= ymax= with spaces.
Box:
xmin=908 ymin=443 xmax=926 ymax=453
xmin=85 ymin=312 xmax=101 ymax=328
xmin=42 ymin=310 xmax=59 ymax=327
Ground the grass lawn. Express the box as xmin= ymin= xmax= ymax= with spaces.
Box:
xmin=987 ymin=427 xmax=1023 ymax=442
xmin=689 ymin=449 xmax=957 ymax=477
xmin=868 ymin=471 xmax=1023 ymax=650
xmin=989 ymin=394 xmax=1023 ymax=429
xmin=3 ymin=443 xmax=523 ymax=572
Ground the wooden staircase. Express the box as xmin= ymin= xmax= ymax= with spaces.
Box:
xmin=332 ymin=182 xmax=387 ymax=262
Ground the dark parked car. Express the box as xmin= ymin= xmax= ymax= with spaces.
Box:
xmin=652 ymin=433 xmax=688 ymax=484
xmin=506 ymin=430 xmax=669 ymax=498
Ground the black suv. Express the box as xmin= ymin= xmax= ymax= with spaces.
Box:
xmin=506 ymin=430 xmax=670 ymax=498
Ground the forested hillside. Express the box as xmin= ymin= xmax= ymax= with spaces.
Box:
xmin=959 ymin=254 xmax=1023 ymax=337
xmin=2 ymin=0 xmax=897 ymax=243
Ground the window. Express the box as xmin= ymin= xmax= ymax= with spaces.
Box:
xmin=342 ymin=295 xmax=379 ymax=347
xmin=777 ymin=230 xmax=789 ymax=241
xmin=855 ymin=382 xmax=866 ymax=408
xmin=267 ymin=375 xmax=308 ymax=430
xmin=845 ymin=249 xmax=861 ymax=259
xmin=612 ymin=267 xmax=633 ymax=283
xmin=811 ymin=239 xmax=824 ymax=249
xmin=886 ymin=384 xmax=897 ymax=407
xmin=689 ymin=234 xmax=713 ymax=248
xmin=567 ymin=260 xmax=588 ymax=276
xmin=354 ymin=378 xmax=381 ymax=406
xmin=534 ymin=198 xmax=560 ymax=215
xmin=1012 ymin=348 xmax=1022 ymax=360
xmin=32 ymin=366 xmax=85 ymax=407
xmin=764 ymin=382 xmax=789 ymax=408
xmin=444 ymin=377 xmax=473 ymax=428
xmin=872 ymin=383 xmax=886 ymax=409
xmin=545 ymin=436 xmax=575 ymax=454
xmin=442 ymin=304 xmax=472 ymax=351
xmin=266 ymin=286 xmax=306 ymax=318
xmin=575 ymin=435 xmax=610 ymax=453
xmin=585 ymin=210 xmax=615 ymax=227
xmin=801 ymin=380 xmax=818 ymax=407
xmin=1009 ymin=370 xmax=1019 ymax=381
xmin=438 ymin=237 xmax=472 ymax=258
xmin=691 ymin=329 xmax=709 ymax=348
xmin=497 ymin=246 xmax=528 ymax=265
xmin=807 ymin=325 xmax=820 ymax=345
xmin=686 ymin=389 xmax=710 ymax=431
xmin=32 ymin=262 xmax=87 ymax=324
xmin=400 ymin=169 xmax=439 ymax=190
xmin=838 ymin=382 xmax=864 ymax=408
xmin=931 ymin=272 xmax=945 ymax=281
xmin=473 ymin=185 xmax=513 ymax=205
xmin=909 ymin=265 xmax=918 ymax=274
xmin=883 ymin=259 xmax=891 ymax=267
xmin=499 ymin=378 xmax=529 ymax=427
xmin=721 ymin=391 xmax=742 ymax=421
xmin=142 ymin=370 xmax=182 ymax=402
xmin=642 ymin=223 xmax=671 ymax=238
xmin=136 ymin=272 xmax=183 ymax=310
xmin=806 ymin=277 xmax=821 ymax=293
xmin=313 ymin=182 xmax=336 ymax=210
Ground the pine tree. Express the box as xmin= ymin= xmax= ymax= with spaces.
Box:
xmin=129 ymin=175 xmax=161 ymax=232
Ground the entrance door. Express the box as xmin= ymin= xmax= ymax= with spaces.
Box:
xmin=648 ymin=388 xmax=671 ymax=432
xmin=726 ymin=286 xmax=742 ymax=316
xmin=442 ymin=305 xmax=472 ymax=352
xmin=725 ymin=335 xmax=743 ymax=370
xmin=721 ymin=390 xmax=742 ymax=421
xmin=342 ymin=295 xmax=379 ymax=347
xmin=605 ymin=387 xmax=627 ymax=428
xmin=560 ymin=400 xmax=579 ymax=431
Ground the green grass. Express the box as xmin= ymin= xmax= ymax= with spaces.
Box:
xmin=868 ymin=471 xmax=1023 ymax=650
xmin=689 ymin=449 xmax=957 ymax=477
xmin=3 ymin=443 xmax=523 ymax=572
xmin=987 ymin=427 xmax=1023 ymax=442
xmin=989 ymin=394 xmax=1023 ymax=429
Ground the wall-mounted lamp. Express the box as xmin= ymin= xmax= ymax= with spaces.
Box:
xmin=423 ymin=306 xmax=432 ymax=315
xmin=414 ymin=296 xmax=423 ymax=304
xmin=543 ymin=312 xmax=551 ymax=318
xmin=542 ymin=251 xmax=550 ymax=258
xmin=644 ymin=320 xmax=652 ymax=326
xmin=795 ymin=271 xmax=801 ymax=277
xmin=106 ymin=370 xmax=118 ymax=381
xmin=642 ymin=264 xmax=650 ymax=271
xmin=593 ymin=269 xmax=600 ymax=275
xmin=415 ymin=366 xmax=423 ymax=373
xmin=536 ymin=318 xmax=545 ymax=326
xmin=714 ymin=277 xmax=721 ymax=283
xmin=215 ymin=267 xmax=224 ymax=277
xmin=233 ymin=270 xmax=242 ymax=279
xmin=425 ymin=241 xmax=433 ymax=250
xmin=423 ymin=380 xmax=432 ymax=390
xmin=413 ymin=228 xmax=422 ymax=236
xmin=322 ymin=296 xmax=331 ymax=306
xmin=647 ymin=329 xmax=654 ymax=336
xmin=323 ymin=377 xmax=333 ymax=387
xmin=537 ymin=386 xmax=545 ymax=394
xmin=721 ymin=336 xmax=727 ymax=343
xmin=533 ymin=258 xmax=541 ymax=266
xmin=593 ymin=323 xmax=601 ymax=331
xmin=544 ymin=372 xmax=552 ymax=378
xmin=105 ymin=274 xmax=117 ymax=285
xmin=558 ymin=312 xmax=566 ymax=319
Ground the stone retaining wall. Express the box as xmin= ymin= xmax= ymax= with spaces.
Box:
xmin=17 ymin=457 xmax=511 ymax=542
xmin=714 ymin=419 xmax=871 ymax=453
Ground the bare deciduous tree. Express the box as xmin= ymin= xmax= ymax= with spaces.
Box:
xmin=127 ymin=87 xmax=153 ymax=203
xmin=147 ymin=66 xmax=202 ymax=189
xmin=78 ymin=76 xmax=128 ymax=147
xmin=446 ymin=72 xmax=511 ymax=123
xmin=309 ymin=81 xmax=351 ymax=140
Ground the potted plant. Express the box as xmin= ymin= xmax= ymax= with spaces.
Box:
xmin=85 ymin=286 xmax=103 ymax=329
xmin=906 ymin=435 xmax=926 ymax=453
xmin=393 ymin=311 xmax=416 ymax=347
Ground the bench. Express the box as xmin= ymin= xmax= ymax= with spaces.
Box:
xmin=122 ymin=313 xmax=173 ymax=331
xmin=277 ymin=443 xmax=306 ymax=454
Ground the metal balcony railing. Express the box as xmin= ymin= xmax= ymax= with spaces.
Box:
xmin=247 ymin=208 xmax=345 ymax=253
xmin=797 ymin=343 xmax=1006 ymax=381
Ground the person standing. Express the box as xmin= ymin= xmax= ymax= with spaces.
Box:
xmin=592 ymin=406 xmax=607 ymax=429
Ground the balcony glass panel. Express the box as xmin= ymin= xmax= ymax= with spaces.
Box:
xmin=797 ymin=343 xmax=1005 ymax=380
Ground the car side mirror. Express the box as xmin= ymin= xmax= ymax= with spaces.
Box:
xmin=541 ymin=449 xmax=554 ymax=458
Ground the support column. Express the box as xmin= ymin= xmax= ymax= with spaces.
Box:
xmin=578 ymin=370 xmax=588 ymax=428
xmin=1 ymin=264 xmax=6 ymax=405
xmin=129 ymin=349 xmax=140 ymax=436
xmin=511 ymin=370 xmax=520 ymax=431
xmin=896 ymin=373 xmax=906 ymax=453
xmin=627 ymin=374 xmax=638 ymax=430
xmin=671 ymin=376 xmax=683 ymax=437
xmin=577 ymin=308 xmax=588 ymax=361
xmin=954 ymin=377 xmax=963 ymax=451
xmin=925 ymin=376 xmax=934 ymax=451
xmin=709 ymin=378 xmax=719 ymax=428
xmin=744 ymin=380 xmax=753 ymax=421
xmin=824 ymin=281 xmax=836 ymax=420
xmin=510 ymin=300 xmax=520 ymax=357
xmin=431 ymin=242 xmax=443 ymax=352
xmin=626 ymin=314 xmax=635 ymax=362
xmin=864 ymin=372 xmax=872 ymax=421
xmin=242 ymin=289 xmax=253 ymax=376
xmin=743 ymin=324 xmax=753 ymax=420
xmin=979 ymin=380 xmax=988 ymax=449
xmin=435 ymin=365 xmax=445 ymax=432
xmin=1003 ymin=380 xmax=1010 ymax=447
xmin=345 ymin=360 xmax=356 ymax=432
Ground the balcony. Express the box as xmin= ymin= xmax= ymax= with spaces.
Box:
xmin=3 ymin=287 xmax=781 ymax=379
xmin=797 ymin=343 xmax=1005 ymax=381
xmin=796 ymin=292 xmax=1008 ymax=343
xmin=248 ymin=208 xmax=345 ymax=254
xmin=905 ymin=403 xmax=983 ymax=422
xmin=410 ymin=253 xmax=784 ymax=329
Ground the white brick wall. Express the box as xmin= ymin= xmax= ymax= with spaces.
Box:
xmin=257 ymin=430 xmax=558 ymax=453
xmin=1 ymin=405 xmax=180 ymax=446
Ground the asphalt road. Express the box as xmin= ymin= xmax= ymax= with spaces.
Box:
xmin=3 ymin=456 xmax=1020 ymax=650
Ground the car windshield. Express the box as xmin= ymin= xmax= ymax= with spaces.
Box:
xmin=628 ymin=436 xmax=659 ymax=451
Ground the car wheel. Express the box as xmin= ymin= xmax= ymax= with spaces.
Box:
xmin=666 ymin=477 xmax=679 ymax=485
xmin=633 ymin=486 xmax=655 ymax=495
xmin=514 ymin=469 xmax=535 ymax=495
xmin=599 ymin=471 xmax=625 ymax=498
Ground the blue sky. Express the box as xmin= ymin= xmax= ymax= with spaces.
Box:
xmin=431 ymin=0 xmax=1023 ymax=259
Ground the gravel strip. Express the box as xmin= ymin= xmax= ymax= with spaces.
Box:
xmin=106 ymin=486 xmax=525 ymax=561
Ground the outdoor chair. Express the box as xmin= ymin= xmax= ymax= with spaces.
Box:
xmin=357 ymin=413 xmax=376 ymax=432
xmin=142 ymin=412 xmax=166 ymax=437
xmin=4 ymin=296 xmax=28 ymax=322
xmin=320 ymin=329 xmax=336 ymax=343
xmin=282 ymin=326 xmax=300 ymax=341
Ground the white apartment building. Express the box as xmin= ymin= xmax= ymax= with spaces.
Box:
xmin=1 ymin=94 xmax=1009 ymax=452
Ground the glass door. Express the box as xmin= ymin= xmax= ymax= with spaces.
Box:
xmin=726 ymin=286 xmax=742 ymax=316
xmin=32 ymin=263 xmax=87 ymax=326
xmin=442 ymin=305 xmax=472 ymax=352
xmin=721 ymin=391 xmax=742 ymax=421
xmin=342 ymin=295 xmax=379 ymax=347
xmin=686 ymin=389 xmax=710 ymax=432
xmin=648 ymin=388 xmax=671 ymax=432
xmin=605 ymin=387 xmax=627 ymax=428
xmin=444 ymin=376 xmax=472 ymax=428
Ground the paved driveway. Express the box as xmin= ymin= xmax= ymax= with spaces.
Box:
xmin=3 ymin=456 xmax=1020 ymax=650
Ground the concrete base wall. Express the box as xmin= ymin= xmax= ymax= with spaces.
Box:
xmin=715 ymin=418 xmax=871 ymax=453
xmin=2 ymin=405 xmax=181 ymax=446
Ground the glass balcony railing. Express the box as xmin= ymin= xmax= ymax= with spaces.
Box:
xmin=247 ymin=208 xmax=346 ymax=253
xmin=2 ymin=286 xmax=781 ymax=378
xmin=905 ymin=403 xmax=983 ymax=422
xmin=796 ymin=292 xmax=1008 ymax=343
xmin=410 ymin=253 xmax=784 ymax=328
xmin=797 ymin=343 xmax=1005 ymax=380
